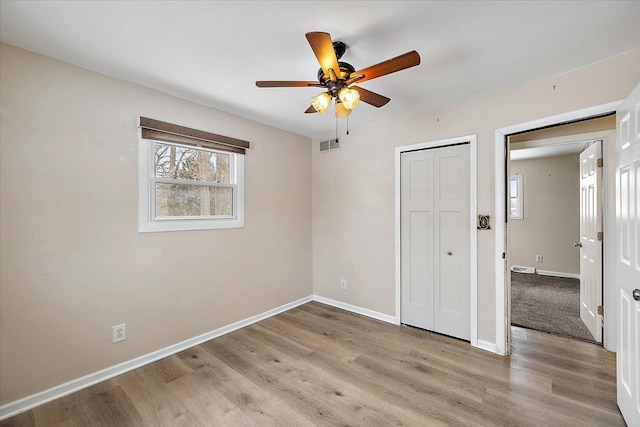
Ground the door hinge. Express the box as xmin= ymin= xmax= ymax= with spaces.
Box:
xmin=502 ymin=252 xmax=506 ymax=259
xmin=597 ymin=306 xmax=604 ymax=315
xmin=597 ymin=158 xmax=603 ymax=168
xmin=597 ymin=231 xmax=603 ymax=241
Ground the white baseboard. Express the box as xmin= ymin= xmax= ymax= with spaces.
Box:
xmin=536 ymin=270 xmax=580 ymax=280
xmin=0 ymin=295 xmax=314 ymax=421
xmin=511 ymin=266 xmax=536 ymax=274
xmin=476 ymin=339 xmax=497 ymax=354
xmin=312 ymin=295 xmax=399 ymax=325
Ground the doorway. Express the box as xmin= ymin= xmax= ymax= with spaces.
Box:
xmin=493 ymin=101 xmax=621 ymax=356
xmin=506 ymin=115 xmax=615 ymax=343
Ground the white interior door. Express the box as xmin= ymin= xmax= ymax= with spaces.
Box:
xmin=616 ymin=82 xmax=640 ymax=426
xmin=401 ymin=144 xmax=470 ymax=340
xmin=579 ymin=140 xmax=603 ymax=343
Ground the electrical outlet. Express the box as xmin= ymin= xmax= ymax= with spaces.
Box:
xmin=340 ymin=278 xmax=347 ymax=290
xmin=112 ymin=323 xmax=126 ymax=343
xmin=535 ymin=255 xmax=543 ymax=263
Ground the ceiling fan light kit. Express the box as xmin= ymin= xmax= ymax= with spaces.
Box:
xmin=337 ymin=87 xmax=360 ymax=110
xmin=334 ymin=101 xmax=352 ymax=118
xmin=256 ymin=31 xmax=420 ymax=120
xmin=310 ymin=92 xmax=332 ymax=114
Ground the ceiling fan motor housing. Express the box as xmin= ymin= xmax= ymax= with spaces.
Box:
xmin=317 ymin=61 xmax=356 ymax=95
xmin=316 ymin=40 xmax=352 ymax=88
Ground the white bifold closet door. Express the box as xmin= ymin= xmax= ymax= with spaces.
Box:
xmin=400 ymin=143 xmax=470 ymax=341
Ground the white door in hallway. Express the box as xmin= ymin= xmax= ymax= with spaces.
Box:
xmin=579 ymin=139 xmax=603 ymax=343
xmin=401 ymin=143 xmax=470 ymax=340
xmin=617 ymin=82 xmax=640 ymax=426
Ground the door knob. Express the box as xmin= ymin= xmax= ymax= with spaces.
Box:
xmin=573 ymin=242 xmax=583 ymax=248
xmin=633 ymin=289 xmax=640 ymax=301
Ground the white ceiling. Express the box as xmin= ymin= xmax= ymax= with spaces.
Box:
xmin=1 ymin=1 xmax=639 ymax=139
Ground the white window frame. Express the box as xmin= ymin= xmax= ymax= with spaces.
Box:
xmin=138 ymin=137 xmax=244 ymax=232
xmin=509 ymin=174 xmax=523 ymax=220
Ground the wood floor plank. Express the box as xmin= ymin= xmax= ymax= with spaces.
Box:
xmin=0 ymin=301 xmax=626 ymax=426
xmin=301 ymin=350 xmax=461 ymax=426
xmin=113 ymin=363 xmax=203 ymax=427
xmin=173 ymin=343 xmax=314 ymax=426
xmin=224 ymin=326 xmax=442 ymax=426
xmin=166 ymin=366 xmax=247 ymax=425
xmin=202 ymin=332 xmax=359 ymax=426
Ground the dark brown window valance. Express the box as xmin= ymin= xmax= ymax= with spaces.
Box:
xmin=139 ymin=117 xmax=250 ymax=155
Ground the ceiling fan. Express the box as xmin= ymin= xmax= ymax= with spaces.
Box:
xmin=256 ymin=32 xmax=421 ymax=118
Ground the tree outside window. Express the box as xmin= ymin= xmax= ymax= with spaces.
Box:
xmin=153 ymin=142 xmax=233 ymax=218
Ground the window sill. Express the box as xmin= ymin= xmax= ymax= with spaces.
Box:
xmin=138 ymin=217 xmax=244 ymax=233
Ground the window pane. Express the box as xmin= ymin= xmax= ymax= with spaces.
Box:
xmin=510 ymin=179 xmax=518 ymax=197
xmin=155 ymin=184 xmax=232 ymax=217
xmin=154 ymin=142 xmax=231 ymax=183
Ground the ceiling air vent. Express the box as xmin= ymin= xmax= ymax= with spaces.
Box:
xmin=320 ymin=138 xmax=340 ymax=153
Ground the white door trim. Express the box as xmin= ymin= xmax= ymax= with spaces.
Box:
xmin=395 ymin=134 xmax=478 ymax=348
xmin=494 ymin=101 xmax=621 ymax=356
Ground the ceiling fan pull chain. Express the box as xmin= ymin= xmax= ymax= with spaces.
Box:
xmin=346 ymin=116 xmax=350 ymax=135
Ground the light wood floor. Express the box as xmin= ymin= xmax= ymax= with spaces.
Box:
xmin=1 ymin=302 xmax=624 ymax=426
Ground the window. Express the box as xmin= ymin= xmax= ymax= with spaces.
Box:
xmin=138 ymin=117 xmax=249 ymax=232
xmin=509 ymin=175 xmax=523 ymax=220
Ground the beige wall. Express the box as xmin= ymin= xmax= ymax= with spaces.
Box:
xmin=509 ymin=154 xmax=580 ymax=275
xmin=0 ymin=44 xmax=312 ymax=404
xmin=312 ymin=48 xmax=640 ymax=343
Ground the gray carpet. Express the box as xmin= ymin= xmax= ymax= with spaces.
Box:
xmin=511 ymin=272 xmax=596 ymax=343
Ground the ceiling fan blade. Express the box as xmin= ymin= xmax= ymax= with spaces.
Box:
xmin=350 ymin=51 xmax=421 ymax=84
xmin=256 ymin=81 xmax=323 ymax=88
xmin=304 ymin=105 xmax=317 ymax=114
xmin=352 ymin=86 xmax=390 ymax=108
xmin=305 ymin=32 xmax=340 ymax=81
